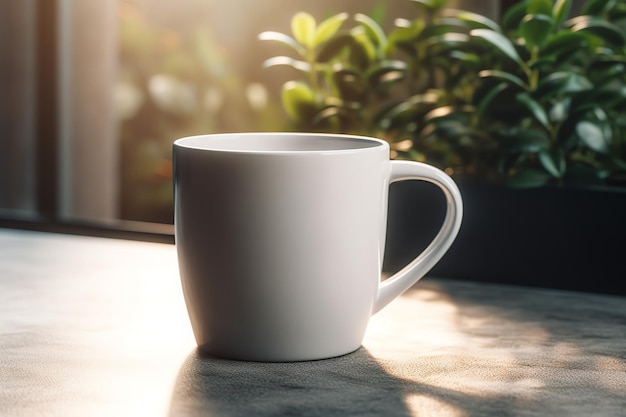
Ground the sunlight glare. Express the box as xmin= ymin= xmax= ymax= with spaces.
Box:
xmin=405 ymin=394 xmax=468 ymax=417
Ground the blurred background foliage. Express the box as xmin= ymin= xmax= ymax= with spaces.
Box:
xmin=117 ymin=0 xmax=285 ymax=223
xmin=116 ymin=0 xmax=626 ymax=224
xmin=260 ymin=0 xmax=626 ymax=188
xmin=115 ymin=0 xmax=421 ymax=224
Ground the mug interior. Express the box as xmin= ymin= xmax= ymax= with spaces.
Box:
xmin=174 ymin=133 xmax=385 ymax=153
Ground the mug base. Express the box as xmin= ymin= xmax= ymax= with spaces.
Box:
xmin=195 ymin=343 xmax=363 ymax=363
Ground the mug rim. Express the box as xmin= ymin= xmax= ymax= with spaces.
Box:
xmin=173 ymin=132 xmax=389 ymax=155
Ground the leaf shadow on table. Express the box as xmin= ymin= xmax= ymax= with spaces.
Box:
xmin=414 ymin=279 xmax=626 ymax=415
xmin=167 ymin=346 xmax=491 ymax=417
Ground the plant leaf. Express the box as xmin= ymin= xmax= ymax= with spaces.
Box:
xmin=379 ymin=92 xmax=440 ymax=129
xmin=470 ymin=28 xmax=524 ymax=65
xmin=534 ymin=71 xmax=592 ymax=98
xmin=502 ymin=1 xmax=528 ymax=31
xmin=355 ymin=13 xmax=387 ymax=50
xmin=582 ymin=0 xmax=617 ymax=15
xmin=566 ymin=16 xmax=626 ymax=47
xmin=350 ymin=27 xmax=377 ymax=68
xmin=479 ymin=69 xmax=526 ymax=89
xmin=520 ymin=14 xmax=555 ymax=49
xmin=281 ymin=81 xmax=316 ymax=122
xmin=313 ymin=105 xmax=352 ymax=127
xmin=541 ymin=30 xmax=588 ymax=57
xmin=332 ymin=69 xmax=366 ymax=102
xmin=258 ymin=31 xmax=304 ymax=55
xmin=507 ymin=169 xmax=551 ymax=188
xmin=527 ymin=0 xmax=553 ymax=15
xmin=422 ymin=105 xmax=476 ymax=124
xmin=409 ymin=0 xmax=448 ymax=13
xmin=608 ymin=2 xmax=626 ymax=21
xmin=496 ymin=126 xmax=551 ymax=153
xmin=315 ymin=34 xmax=354 ymax=63
xmin=292 ymin=12 xmax=316 ymax=48
xmin=313 ymin=13 xmax=349 ymax=47
xmin=569 ymin=86 xmax=626 ymax=114
xmin=539 ymin=150 xmax=565 ymax=178
xmin=549 ymin=98 xmax=569 ymax=122
xmin=367 ymin=60 xmax=407 ymax=87
xmin=475 ymin=82 xmax=509 ymax=116
xmin=262 ymin=56 xmax=311 ymax=72
xmin=576 ymin=120 xmax=609 ymax=153
xmin=588 ymin=56 xmax=626 ymax=81
xmin=448 ymin=51 xmax=481 ymax=65
xmin=552 ymin=0 xmax=572 ymax=28
xmin=510 ymin=127 xmax=552 ymax=153
xmin=516 ymin=92 xmax=550 ymax=128
xmin=425 ymin=33 xmax=470 ymax=55
xmin=440 ymin=9 xmax=501 ymax=32
xmin=387 ymin=19 xmax=425 ymax=54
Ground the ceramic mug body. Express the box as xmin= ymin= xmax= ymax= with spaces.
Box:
xmin=173 ymin=133 xmax=462 ymax=362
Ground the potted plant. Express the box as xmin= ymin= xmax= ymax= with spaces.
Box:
xmin=259 ymin=0 xmax=626 ymax=295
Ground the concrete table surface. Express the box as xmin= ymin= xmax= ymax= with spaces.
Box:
xmin=1 ymin=228 xmax=624 ymax=416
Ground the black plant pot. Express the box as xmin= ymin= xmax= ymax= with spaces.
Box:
xmin=383 ymin=180 xmax=626 ymax=296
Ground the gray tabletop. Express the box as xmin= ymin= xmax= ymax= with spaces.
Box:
xmin=1 ymin=228 xmax=625 ymax=417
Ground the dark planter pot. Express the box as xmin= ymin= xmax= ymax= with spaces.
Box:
xmin=382 ymin=180 xmax=626 ymax=296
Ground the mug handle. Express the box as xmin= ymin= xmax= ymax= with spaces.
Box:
xmin=373 ymin=160 xmax=463 ymax=314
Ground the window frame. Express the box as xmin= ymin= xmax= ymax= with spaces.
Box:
xmin=0 ymin=0 xmax=173 ymax=243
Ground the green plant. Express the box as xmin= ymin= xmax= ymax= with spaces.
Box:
xmin=466 ymin=0 xmax=626 ymax=186
xmin=258 ymin=10 xmax=405 ymax=134
xmin=260 ymin=0 xmax=626 ymax=187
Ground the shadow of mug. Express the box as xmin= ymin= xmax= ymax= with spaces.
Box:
xmin=168 ymin=347 xmax=413 ymax=417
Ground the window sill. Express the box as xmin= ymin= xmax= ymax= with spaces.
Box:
xmin=0 ymin=210 xmax=174 ymax=244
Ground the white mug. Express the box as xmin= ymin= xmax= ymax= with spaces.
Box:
xmin=173 ymin=132 xmax=462 ymax=362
